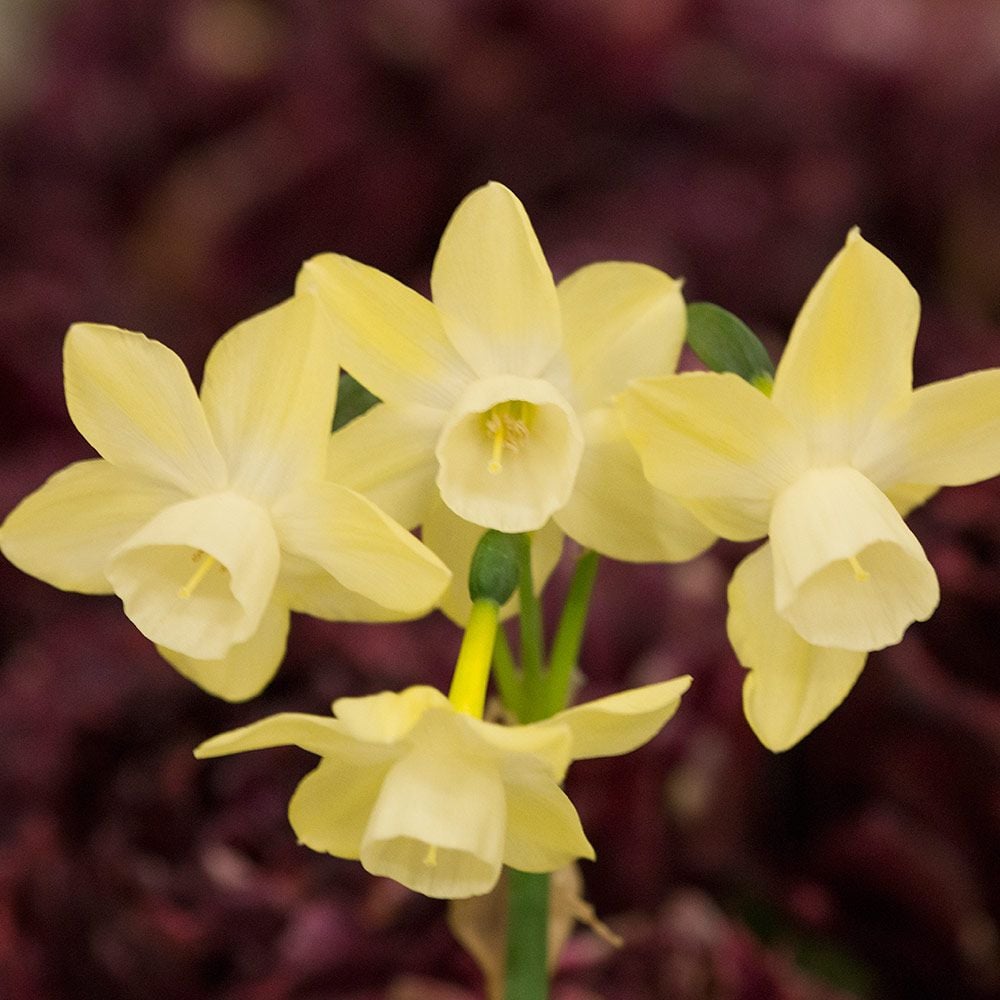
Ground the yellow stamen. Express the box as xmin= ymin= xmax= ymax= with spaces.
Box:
xmin=178 ymin=552 xmax=218 ymax=598
xmin=423 ymin=844 xmax=438 ymax=868
xmin=848 ymin=554 xmax=870 ymax=582
xmin=489 ymin=417 xmax=506 ymax=475
xmin=484 ymin=401 xmax=531 ymax=475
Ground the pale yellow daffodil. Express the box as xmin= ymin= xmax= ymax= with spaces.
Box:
xmin=194 ymin=676 xmax=690 ymax=899
xmin=0 ymin=298 xmax=450 ymax=700
xmin=297 ymin=182 xmax=714 ymax=620
xmin=620 ymin=229 xmax=1000 ymax=751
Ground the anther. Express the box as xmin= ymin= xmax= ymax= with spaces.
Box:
xmin=848 ymin=554 xmax=870 ymax=582
xmin=178 ymin=551 xmax=218 ymax=598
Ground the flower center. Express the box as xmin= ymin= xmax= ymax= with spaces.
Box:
xmin=178 ymin=550 xmax=226 ymax=598
xmin=483 ymin=400 xmax=532 ymax=474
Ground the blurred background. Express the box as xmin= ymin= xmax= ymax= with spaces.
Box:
xmin=2 ymin=2 xmax=1000 ymax=998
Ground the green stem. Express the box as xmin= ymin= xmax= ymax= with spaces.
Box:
xmin=491 ymin=625 xmax=522 ymax=720
xmin=545 ymin=549 xmax=599 ymax=716
xmin=505 ymin=870 xmax=549 ymax=1000
xmin=516 ymin=534 xmax=545 ymax=717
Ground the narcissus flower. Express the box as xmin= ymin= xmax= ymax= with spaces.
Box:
xmin=194 ymin=676 xmax=690 ymax=899
xmin=0 ymin=299 xmax=450 ymax=700
xmin=620 ymin=229 xmax=1000 ymax=751
xmin=298 ymin=182 xmax=714 ymax=621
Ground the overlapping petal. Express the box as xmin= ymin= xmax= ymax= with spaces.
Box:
xmin=199 ymin=296 xmax=338 ymax=498
xmin=431 ymin=182 xmax=562 ymax=378
xmin=728 ymin=545 xmax=868 ymax=752
xmin=298 ymin=253 xmax=473 ymax=409
xmin=553 ymin=407 xmax=716 ymax=562
xmin=771 ymin=229 xmax=919 ymax=460
xmin=159 ymin=599 xmax=291 ymax=702
xmin=273 ymin=481 xmax=450 ymax=616
xmin=0 ymin=459 xmax=182 ymax=594
xmin=557 ymin=261 xmax=686 ymax=412
xmin=327 ymin=402 xmax=442 ymax=530
xmin=621 ymin=371 xmax=809 ymax=540
xmin=64 ymin=324 xmax=226 ymax=494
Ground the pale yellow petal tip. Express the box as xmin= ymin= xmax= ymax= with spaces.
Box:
xmin=845 ymin=225 xmax=863 ymax=244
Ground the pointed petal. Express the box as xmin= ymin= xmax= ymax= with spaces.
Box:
xmin=728 ymin=544 xmax=868 ymax=751
xmin=620 ymin=372 xmax=808 ymax=540
xmin=420 ymin=496 xmax=564 ymax=625
xmin=332 ymin=686 xmax=450 ymax=744
xmin=436 ymin=374 xmax=584 ymax=533
xmin=194 ymin=708 xmax=359 ymax=759
xmin=289 ymin=758 xmax=391 ymax=860
xmin=431 ymin=183 xmax=561 ymax=378
xmin=298 ymin=253 xmax=472 ymax=408
xmin=106 ymin=492 xmax=281 ymax=659
xmin=558 ymin=262 xmax=686 ymax=411
xmin=64 ymin=323 xmax=226 ymax=493
xmin=361 ymin=742 xmax=506 ymax=898
xmin=273 ymin=482 xmax=450 ymax=616
xmin=159 ymin=599 xmax=291 ymax=702
xmin=858 ymin=369 xmax=1000 ymax=490
xmin=553 ymin=407 xmax=716 ymax=562
xmin=772 ymin=229 xmax=919 ymax=459
xmin=770 ymin=466 xmax=939 ymax=650
xmin=327 ymin=402 xmax=442 ymax=530
xmin=535 ymin=676 xmax=691 ymax=760
xmin=0 ymin=459 xmax=180 ymax=594
xmin=503 ymin=757 xmax=594 ymax=871
xmin=199 ymin=296 xmax=337 ymax=499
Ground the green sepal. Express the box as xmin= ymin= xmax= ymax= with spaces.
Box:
xmin=332 ymin=371 xmax=380 ymax=431
xmin=686 ymin=302 xmax=775 ymax=395
xmin=468 ymin=530 xmax=524 ymax=605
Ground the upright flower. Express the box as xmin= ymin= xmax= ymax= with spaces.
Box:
xmin=297 ymin=182 xmax=714 ymax=621
xmin=0 ymin=298 xmax=450 ymax=700
xmin=620 ymin=229 xmax=1000 ymax=750
xmin=194 ymin=676 xmax=690 ymax=899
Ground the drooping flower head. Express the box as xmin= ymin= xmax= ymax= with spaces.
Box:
xmin=297 ymin=182 xmax=714 ymax=621
xmin=194 ymin=677 xmax=690 ymax=898
xmin=620 ymin=230 xmax=1000 ymax=750
xmin=0 ymin=299 xmax=450 ymax=700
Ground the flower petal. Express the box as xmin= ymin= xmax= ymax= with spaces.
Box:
xmin=158 ymin=599 xmax=291 ymax=702
xmin=557 ymin=261 xmax=686 ymax=411
xmin=436 ymin=374 xmax=584 ymax=533
xmin=772 ymin=229 xmax=919 ymax=460
xmin=273 ymin=482 xmax=450 ymax=616
xmin=289 ymin=758 xmax=392 ymax=860
xmin=620 ymin=371 xmax=808 ymax=540
xmin=194 ymin=708 xmax=362 ymax=759
xmin=858 ymin=369 xmax=1000 ymax=490
xmin=360 ymin=741 xmax=506 ymax=898
xmin=420 ymin=496 xmax=564 ymax=625
xmin=431 ymin=183 xmax=561 ymax=378
xmin=728 ymin=544 xmax=868 ymax=751
xmin=503 ymin=756 xmax=594 ymax=871
xmin=106 ymin=491 xmax=281 ymax=658
xmin=0 ymin=459 xmax=180 ymax=594
xmin=770 ymin=466 xmax=939 ymax=650
xmin=298 ymin=253 xmax=472 ymax=409
xmin=199 ymin=296 xmax=337 ymax=499
xmin=327 ymin=402 xmax=442 ymax=530
xmin=536 ymin=676 xmax=691 ymax=760
xmin=332 ymin=686 xmax=450 ymax=744
xmin=553 ymin=407 xmax=716 ymax=562
xmin=63 ymin=323 xmax=226 ymax=493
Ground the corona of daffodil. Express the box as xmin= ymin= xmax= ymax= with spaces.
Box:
xmin=620 ymin=229 xmax=1000 ymax=751
xmin=0 ymin=299 xmax=450 ymax=700
xmin=297 ymin=182 xmax=714 ymax=621
xmin=194 ymin=676 xmax=690 ymax=899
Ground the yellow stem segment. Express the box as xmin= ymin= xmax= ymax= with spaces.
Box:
xmin=448 ymin=598 xmax=499 ymax=718
xmin=178 ymin=552 xmax=218 ymax=598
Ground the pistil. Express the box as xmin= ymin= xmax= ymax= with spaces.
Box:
xmin=848 ymin=554 xmax=870 ymax=582
xmin=178 ymin=551 xmax=219 ymax=598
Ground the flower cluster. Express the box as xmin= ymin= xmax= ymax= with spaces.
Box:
xmin=3 ymin=183 xmax=1000 ymax=899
